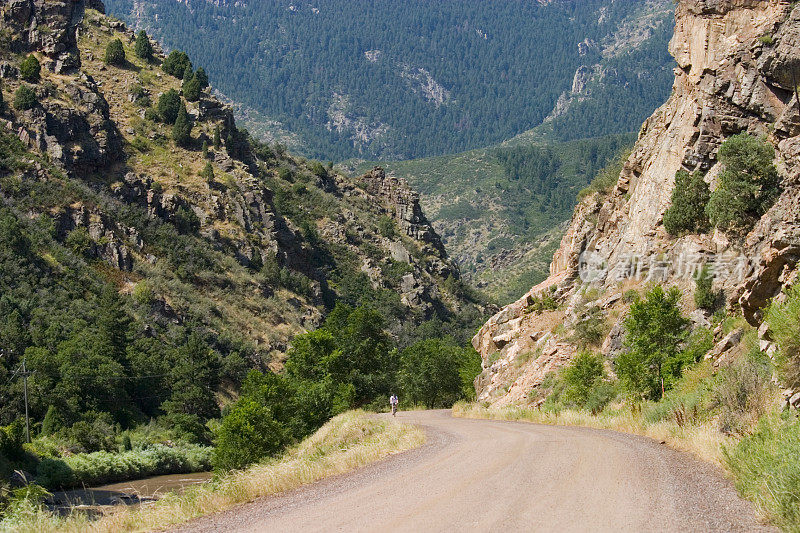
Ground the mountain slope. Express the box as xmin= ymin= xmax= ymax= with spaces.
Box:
xmin=0 ymin=1 xmax=484 ymax=434
xmin=103 ymin=0 xmax=674 ymax=160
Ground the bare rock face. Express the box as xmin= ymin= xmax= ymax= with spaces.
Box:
xmin=473 ymin=0 xmax=800 ymax=405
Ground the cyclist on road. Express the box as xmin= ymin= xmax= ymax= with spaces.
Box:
xmin=389 ymin=394 xmax=399 ymax=416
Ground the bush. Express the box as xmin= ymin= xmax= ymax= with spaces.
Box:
xmin=157 ymin=89 xmax=181 ymax=124
xmin=616 ymin=286 xmax=690 ymax=400
xmin=573 ymin=302 xmax=606 ymax=348
xmin=212 ymin=399 xmax=288 ymax=471
xmin=663 ymin=170 xmax=710 ymax=236
xmin=764 ymin=284 xmax=800 ymax=390
xmin=13 ymin=85 xmax=37 ymax=111
xmin=561 ymin=351 xmax=611 ymax=412
xmin=724 ymin=415 xmax=800 ymax=530
xmin=706 ymin=133 xmax=781 ymax=234
xmin=134 ymin=30 xmax=153 ymax=60
xmin=377 ymin=216 xmax=396 ymax=239
xmin=694 ymin=264 xmax=718 ymax=311
xmin=19 ymin=55 xmax=40 ymax=82
xmin=104 ymin=39 xmax=126 ymax=66
xmin=162 ymin=50 xmax=192 ymax=78
xmin=711 ymin=347 xmax=772 ymax=435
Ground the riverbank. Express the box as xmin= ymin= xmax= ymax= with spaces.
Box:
xmin=1 ymin=411 xmax=425 ymax=532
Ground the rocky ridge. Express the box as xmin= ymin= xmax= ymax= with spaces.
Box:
xmin=0 ymin=1 xmax=478 ymax=365
xmin=474 ymin=0 xmax=800 ymax=406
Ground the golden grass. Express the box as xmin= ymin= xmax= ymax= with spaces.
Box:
xmin=452 ymin=402 xmax=733 ymax=466
xmin=2 ymin=411 xmax=424 ymax=533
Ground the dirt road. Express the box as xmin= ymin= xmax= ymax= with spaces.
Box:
xmin=175 ymin=410 xmax=773 ymax=532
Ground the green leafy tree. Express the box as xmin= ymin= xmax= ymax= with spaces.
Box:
xmin=183 ymin=73 xmax=202 ymax=102
xmin=663 ymin=170 xmax=710 ymax=235
xmin=561 ymin=352 xmax=606 ymax=407
xmin=212 ymin=398 xmax=288 ymax=471
xmin=162 ymin=50 xmax=192 ymax=78
xmin=706 ymin=133 xmax=781 ymax=234
xmin=13 ymin=86 xmax=37 ymax=111
xmin=104 ymin=39 xmax=126 ymax=66
xmin=19 ymin=55 xmax=40 ymax=82
xmin=172 ymin=103 xmax=192 ymax=146
xmin=616 ymin=286 xmax=690 ymax=400
xmin=398 ymin=339 xmax=465 ymax=408
xmin=134 ymin=30 xmax=153 ymax=60
xmin=156 ymin=89 xmax=181 ymax=124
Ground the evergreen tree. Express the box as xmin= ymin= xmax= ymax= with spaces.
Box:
xmin=182 ymin=65 xmax=194 ymax=83
xmin=663 ymin=170 xmax=710 ymax=236
xmin=213 ymin=126 xmax=221 ymax=149
xmin=195 ymin=67 xmax=209 ymax=89
xmin=183 ymin=73 xmax=202 ymax=101
xmin=19 ymin=55 xmax=40 ymax=83
xmin=162 ymin=50 xmax=192 ymax=78
xmin=200 ymin=162 xmax=214 ymax=184
xmin=706 ymin=133 xmax=781 ymax=234
xmin=134 ymin=30 xmax=153 ymax=60
xmin=172 ymin=103 xmax=192 ymax=146
xmin=13 ymin=86 xmax=37 ymax=111
xmin=156 ymin=89 xmax=181 ymax=124
xmin=694 ymin=264 xmax=717 ymax=312
xmin=104 ymin=38 xmax=126 ymax=66
xmin=201 ymin=140 xmax=209 ymax=158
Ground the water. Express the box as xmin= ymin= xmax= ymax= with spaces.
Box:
xmin=49 ymin=471 xmax=213 ymax=512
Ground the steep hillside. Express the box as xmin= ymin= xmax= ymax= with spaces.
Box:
xmin=0 ymin=1 xmax=484 ymax=434
xmin=103 ymin=0 xmax=674 ymax=160
xmin=473 ymin=0 xmax=800 ymax=406
xmin=345 ymin=133 xmax=634 ymax=303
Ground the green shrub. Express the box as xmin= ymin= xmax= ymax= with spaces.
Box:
xmin=19 ymin=55 xmax=40 ymax=83
xmin=13 ymin=85 xmax=37 ymax=111
xmin=561 ymin=352 xmax=612 ymax=412
xmin=694 ymin=264 xmax=718 ymax=311
xmin=765 ymin=284 xmax=800 ymax=390
xmin=134 ymin=30 xmax=153 ymax=60
xmin=724 ymin=414 xmax=800 ymax=530
xmin=663 ymin=170 xmax=710 ymax=236
xmin=706 ymin=133 xmax=780 ymax=234
xmin=573 ymin=303 xmax=606 ymax=348
xmin=162 ymin=50 xmax=192 ymax=78
xmin=64 ymin=226 xmax=91 ymax=257
xmin=377 ymin=216 xmax=396 ymax=239
xmin=104 ymin=38 xmax=126 ymax=66
xmin=212 ymin=399 xmax=288 ymax=471
xmin=711 ymin=346 xmax=772 ymax=435
xmin=526 ymin=286 xmax=559 ymax=314
xmin=616 ymin=286 xmax=690 ymax=400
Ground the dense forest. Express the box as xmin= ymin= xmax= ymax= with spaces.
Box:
xmin=104 ymin=0 xmax=674 ymax=160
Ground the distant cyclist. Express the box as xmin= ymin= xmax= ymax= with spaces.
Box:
xmin=389 ymin=394 xmax=399 ymax=416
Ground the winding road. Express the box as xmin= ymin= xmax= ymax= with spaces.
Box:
xmin=176 ymin=410 xmax=773 ymax=532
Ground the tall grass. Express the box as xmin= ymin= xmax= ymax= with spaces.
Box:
xmin=1 ymin=411 xmax=424 ymax=533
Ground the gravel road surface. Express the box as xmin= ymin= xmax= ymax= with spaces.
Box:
xmin=174 ymin=410 xmax=773 ymax=532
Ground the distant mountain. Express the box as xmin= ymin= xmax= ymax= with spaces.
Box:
xmin=104 ymin=0 xmax=675 ymax=160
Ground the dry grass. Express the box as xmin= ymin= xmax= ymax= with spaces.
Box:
xmin=2 ymin=411 xmax=424 ymax=533
xmin=452 ymin=402 xmax=732 ymax=466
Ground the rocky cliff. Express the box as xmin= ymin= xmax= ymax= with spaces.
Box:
xmin=473 ymin=0 xmax=800 ymax=406
xmin=0 ymin=1 xmax=482 ymax=367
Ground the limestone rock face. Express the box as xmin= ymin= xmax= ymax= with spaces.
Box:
xmin=473 ymin=0 xmax=800 ymax=405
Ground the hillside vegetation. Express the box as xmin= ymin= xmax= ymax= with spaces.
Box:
xmin=104 ymin=0 xmax=674 ymax=160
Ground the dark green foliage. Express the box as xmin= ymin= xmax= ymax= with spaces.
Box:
xmin=377 ymin=216 xmax=396 ymax=239
xmin=309 ymin=161 xmax=327 ymax=178
xmin=397 ymin=339 xmax=475 ymax=408
xmin=104 ymin=0 xmax=673 ymax=160
xmin=162 ymin=50 xmax=192 ymax=78
xmin=13 ymin=85 xmax=37 ymax=111
xmin=183 ymin=73 xmax=202 ymax=102
xmin=616 ymin=286 xmax=690 ymax=400
xmin=171 ymin=103 xmax=192 ymax=146
xmin=134 ymin=30 xmax=153 ymax=60
xmin=706 ymin=134 xmax=781 ymax=234
xmin=560 ymin=352 xmax=614 ymax=413
xmin=200 ymin=162 xmax=214 ymax=184
xmin=663 ymin=170 xmax=710 ymax=235
xmin=182 ymin=65 xmax=194 ymax=83
xmin=65 ymin=226 xmax=91 ymax=257
xmin=765 ymin=284 xmax=800 ymax=391
xmin=104 ymin=38 xmax=126 ymax=66
xmin=573 ymin=303 xmax=606 ymax=348
xmin=19 ymin=55 xmax=40 ymax=83
xmin=212 ymin=398 xmax=287 ymax=471
xmin=213 ymin=125 xmax=221 ymax=149
xmin=694 ymin=265 xmax=718 ymax=312
xmin=201 ymin=140 xmax=209 ymax=159
xmin=157 ymin=89 xmax=181 ymax=124
xmin=194 ymin=67 xmax=209 ymax=89
xmin=526 ymin=286 xmax=558 ymax=314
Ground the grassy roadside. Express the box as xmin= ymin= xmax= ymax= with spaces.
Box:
xmin=1 ymin=411 xmax=425 ymax=532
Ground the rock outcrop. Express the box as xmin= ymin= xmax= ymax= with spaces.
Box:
xmin=473 ymin=0 xmax=800 ymax=405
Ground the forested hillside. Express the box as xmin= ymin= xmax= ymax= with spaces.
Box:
xmin=104 ymin=0 xmax=674 ymax=160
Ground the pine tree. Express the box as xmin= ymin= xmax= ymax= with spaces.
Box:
xmin=202 ymin=140 xmax=209 ymax=158
xmin=162 ymin=50 xmax=192 ymax=78
xmin=183 ymin=73 xmax=202 ymax=101
xmin=134 ymin=30 xmax=153 ymax=61
xmin=19 ymin=55 xmax=40 ymax=82
xmin=172 ymin=103 xmax=192 ymax=146
xmin=105 ymin=39 xmax=126 ymax=66
xmin=195 ymin=67 xmax=209 ymax=88
xmin=213 ymin=126 xmax=221 ymax=149
xmin=157 ymin=89 xmax=181 ymax=124
xmin=663 ymin=170 xmax=710 ymax=236
xmin=183 ymin=65 xmax=194 ymax=83
xmin=200 ymin=162 xmax=215 ymax=184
